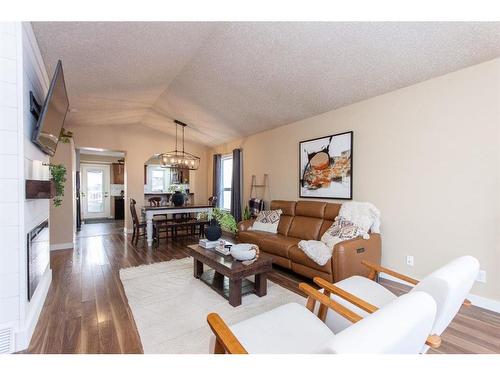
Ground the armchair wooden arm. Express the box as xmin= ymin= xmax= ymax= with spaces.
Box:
xmin=313 ymin=277 xmax=442 ymax=349
xmin=361 ymin=260 xmax=419 ymax=285
xmin=207 ymin=313 xmax=248 ymax=354
xmin=299 ymin=283 xmax=362 ymax=324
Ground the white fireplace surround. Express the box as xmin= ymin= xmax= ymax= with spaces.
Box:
xmin=0 ymin=22 xmax=53 ymax=352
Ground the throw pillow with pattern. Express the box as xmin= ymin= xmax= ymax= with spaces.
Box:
xmin=320 ymin=217 xmax=363 ymax=249
xmin=250 ymin=209 xmax=283 ymax=233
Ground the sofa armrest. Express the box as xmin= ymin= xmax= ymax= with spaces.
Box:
xmin=332 ymin=233 xmax=382 ymax=282
xmin=237 ymin=219 xmax=255 ymax=232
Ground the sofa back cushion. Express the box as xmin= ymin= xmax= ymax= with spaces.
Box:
xmin=271 ymin=200 xmax=296 ymax=236
xmin=288 ymin=216 xmax=324 ymax=240
xmin=287 ymin=201 xmax=326 ymax=240
xmin=271 ymin=200 xmax=296 ymax=215
xmin=319 ymin=203 xmax=342 ymax=237
xmin=324 ymin=203 xmax=341 ymax=221
xmin=295 ymin=201 xmax=326 ymax=218
xmin=268 ymin=200 xmax=342 ymax=240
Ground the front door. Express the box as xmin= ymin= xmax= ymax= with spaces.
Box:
xmin=81 ymin=164 xmax=111 ymax=220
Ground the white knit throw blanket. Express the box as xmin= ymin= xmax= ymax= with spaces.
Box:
xmin=298 ymin=240 xmax=333 ymax=266
xmin=338 ymin=201 xmax=381 ymax=238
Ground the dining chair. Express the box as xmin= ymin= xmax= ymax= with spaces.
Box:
xmin=208 ymin=195 xmax=218 ymax=207
xmin=207 ymin=288 xmax=437 ymax=354
xmin=149 ymin=196 xmax=169 ymax=223
xmin=130 ymin=198 xmax=148 ymax=245
xmin=148 ymin=197 xmax=161 ymax=206
xmin=314 ymin=255 xmax=479 ymax=353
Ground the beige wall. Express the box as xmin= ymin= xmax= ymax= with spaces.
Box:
xmin=49 ymin=139 xmax=76 ymax=247
xmin=67 ymin=124 xmax=210 ymax=231
xmin=210 ymin=58 xmax=500 ymax=300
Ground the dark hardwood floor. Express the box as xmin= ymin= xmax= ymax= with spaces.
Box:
xmin=26 ymin=222 xmax=500 ymax=354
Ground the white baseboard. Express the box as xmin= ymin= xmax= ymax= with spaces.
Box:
xmin=467 ymin=293 xmax=500 ymax=314
xmin=15 ymin=268 xmax=52 ymax=352
xmin=380 ymin=273 xmax=500 ymax=313
xmin=50 ymin=242 xmax=74 ymax=251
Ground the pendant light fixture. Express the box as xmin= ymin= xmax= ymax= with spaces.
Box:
xmin=158 ymin=120 xmax=200 ymax=170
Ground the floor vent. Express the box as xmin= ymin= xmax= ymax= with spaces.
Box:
xmin=0 ymin=325 xmax=14 ymax=354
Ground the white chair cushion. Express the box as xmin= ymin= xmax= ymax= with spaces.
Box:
xmin=322 ymin=275 xmax=397 ymax=333
xmin=323 ymin=292 xmax=437 ymax=354
xmin=229 ymin=302 xmax=334 ymax=354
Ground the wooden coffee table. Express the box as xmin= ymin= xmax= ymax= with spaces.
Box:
xmin=185 ymin=243 xmax=273 ymax=307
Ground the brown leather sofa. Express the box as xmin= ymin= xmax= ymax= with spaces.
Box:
xmin=237 ymin=200 xmax=381 ymax=282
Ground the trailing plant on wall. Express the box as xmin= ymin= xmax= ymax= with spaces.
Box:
xmin=59 ymin=128 xmax=73 ymax=144
xmin=49 ymin=164 xmax=67 ymax=207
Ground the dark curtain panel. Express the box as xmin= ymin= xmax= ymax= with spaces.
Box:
xmin=231 ymin=148 xmax=242 ymax=222
xmin=213 ymin=154 xmax=222 ymax=207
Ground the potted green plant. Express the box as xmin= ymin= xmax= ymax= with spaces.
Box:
xmin=212 ymin=208 xmax=238 ymax=234
xmin=204 ymin=212 xmax=222 ymax=241
xmin=168 ymin=184 xmax=187 ymax=206
xmin=49 ymin=163 xmax=67 ymax=207
xmin=199 ymin=208 xmax=238 ymax=240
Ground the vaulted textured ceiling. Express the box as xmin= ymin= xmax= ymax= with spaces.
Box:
xmin=32 ymin=22 xmax=500 ymax=146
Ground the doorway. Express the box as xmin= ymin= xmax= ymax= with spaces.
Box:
xmin=81 ymin=163 xmax=111 ymax=219
xmin=77 ymin=148 xmax=126 ymax=237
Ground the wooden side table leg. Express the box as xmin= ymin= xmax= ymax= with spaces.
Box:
xmin=194 ymin=259 xmax=203 ymax=278
xmin=229 ymin=278 xmax=242 ymax=307
xmin=255 ymin=273 xmax=267 ymax=297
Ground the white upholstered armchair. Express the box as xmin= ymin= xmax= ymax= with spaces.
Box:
xmin=207 ymin=283 xmax=437 ymax=354
xmin=315 ymin=256 xmax=479 ymax=353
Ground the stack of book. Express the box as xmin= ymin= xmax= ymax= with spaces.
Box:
xmin=199 ymin=239 xmax=219 ymax=249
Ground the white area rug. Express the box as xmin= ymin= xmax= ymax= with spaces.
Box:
xmin=119 ymin=258 xmax=305 ymax=353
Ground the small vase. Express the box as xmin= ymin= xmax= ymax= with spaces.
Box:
xmin=171 ymin=191 xmax=185 ymax=207
xmin=205 ymin=221 xmax=222 ymax=241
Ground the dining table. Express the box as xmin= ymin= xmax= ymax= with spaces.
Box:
xmin=142 ymin=204 xmax=213 ymax=247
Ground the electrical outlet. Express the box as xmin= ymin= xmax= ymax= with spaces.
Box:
xmin=476 ymin=270 xmax=487 ymax=283
xmin=406 ymin=255 xmax=414 ymax=267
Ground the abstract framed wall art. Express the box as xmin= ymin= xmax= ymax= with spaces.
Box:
xmin=299 ymin=131 xmax=353 ymax=200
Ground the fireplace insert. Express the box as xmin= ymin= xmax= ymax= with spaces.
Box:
xmin=27 ymin=219 xmax=50 ymax=301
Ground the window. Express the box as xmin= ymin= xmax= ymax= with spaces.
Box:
xmin=147 ymin=166 xmax=171 ymax=192
xmin=151 ymin=170 xmax=165 ymax=192
xmin=221 ymin=155 xmax=233 ymax=210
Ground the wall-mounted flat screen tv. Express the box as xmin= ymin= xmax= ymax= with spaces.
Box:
xmin=32 ymin=60 xmax=69 ymax=156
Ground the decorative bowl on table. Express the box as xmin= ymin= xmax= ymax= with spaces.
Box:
xmin=230 ymin=243 xmax=259 ymax=261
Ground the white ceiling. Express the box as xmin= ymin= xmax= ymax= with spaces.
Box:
xmin=32 ymin=22 xmax=500 ymax=147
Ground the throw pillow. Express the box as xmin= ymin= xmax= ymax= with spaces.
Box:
xmin=320 ymin=217 xmax=362 ymax=249
xmin=250 ymin=209 xmax=283 ymax=233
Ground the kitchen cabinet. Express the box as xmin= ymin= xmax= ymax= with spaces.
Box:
xmin=112 ymin=163 xmax=125 ymax=184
